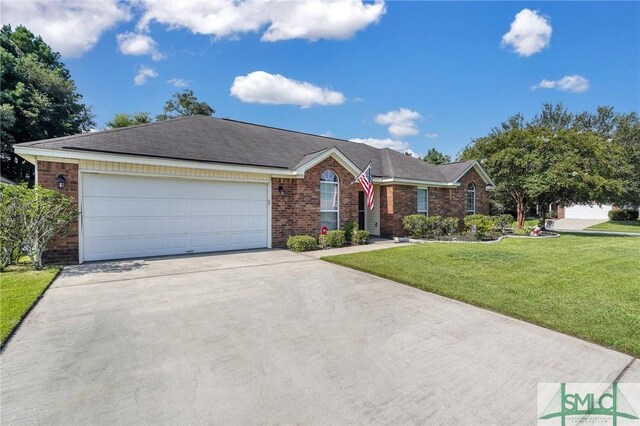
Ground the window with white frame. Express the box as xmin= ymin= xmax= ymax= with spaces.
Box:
xmin=466 ymin=183 xmax=476 ymax=214
xmin=417 ymin=188 xmax=428 ymax=215
xmin=320 ymin=170 xmax=339 ymax=230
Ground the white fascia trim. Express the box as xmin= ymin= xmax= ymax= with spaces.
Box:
xmin=294 ymin=147 xmax=362 ymax=177
xmin=374 ymin=177 xmax=460 ymax=188
xmin=14 ymin=146 xmax=298 ymax=178
xmin=453 ymin=161 xmax=496 ymax=187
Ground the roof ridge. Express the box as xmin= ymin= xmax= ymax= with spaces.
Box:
xmin=437 ymin=159 xmax=474 ymax=166
xmin=221 ymin=118 xmax=353 ymax=144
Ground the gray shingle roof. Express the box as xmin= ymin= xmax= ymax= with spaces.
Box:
xmin=16 ymin=115 xmax=479 ymax=183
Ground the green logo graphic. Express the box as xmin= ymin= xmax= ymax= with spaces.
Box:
xmin=539 ymin=383 xmax=639 ymax=426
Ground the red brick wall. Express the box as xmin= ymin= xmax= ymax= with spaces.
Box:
xmin=379 ymin=167 xmax=490 ymax=238
xmin=271 ymin=156 xmax=359 ymax=247
xmin=428 ymin=168 xmax=490 ymax=219
xmin=380 ymin=185 xmax=416 ymax=237
xmin=37 ymin=161 xmax=79 ymax=264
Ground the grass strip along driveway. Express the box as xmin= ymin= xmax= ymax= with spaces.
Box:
xmin=1 ymin=266 xmax=60 ymax=346
xmin=324 ymin=234 xmax=640 ymax=357
xmin=587 ymin=220 xmax=640 ymax=233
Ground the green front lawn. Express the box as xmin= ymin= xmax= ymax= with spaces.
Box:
xmin=323 ymin=234 xmax=640 ymax=357
xmin=1 ymin=266 xmax=60 ymax=346
xmin=586 ymin=220 xmax=640 ymax=233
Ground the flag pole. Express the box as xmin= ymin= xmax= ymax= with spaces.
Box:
xmin=351 ymin=161 xmax=371 ymax=184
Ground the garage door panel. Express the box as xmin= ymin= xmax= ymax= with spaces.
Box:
xmin=565 ymin=204 xmax=611 ymax=219
xmin=82 ymin=174 xmax=269 ymax=261
xmin=83 ymin=218 xmax=115 ymax=237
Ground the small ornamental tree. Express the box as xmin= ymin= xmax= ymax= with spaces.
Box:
xmin=1 ymin=185 xmax=78 ymax=269
xmin=0 ymin=184 xmax=26 ymax=268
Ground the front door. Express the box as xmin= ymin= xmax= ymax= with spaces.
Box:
xmin=358 ymin=191 xmax=366 ymax=230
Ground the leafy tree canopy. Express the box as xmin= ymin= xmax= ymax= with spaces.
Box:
xmin=106 ymin=112 xmax=152 ymax=129
xmin=155 ymin=89 xmax=214 ymax=121
xmin=460 ymin=103 xmax=632 ymax=227
xmin=106 ymin=90 xmax=215 ymax=129
xmin=422 ymin=148 xmax=451 ymax=165
xmin=0 ymin=25 xmax=94 ymax=183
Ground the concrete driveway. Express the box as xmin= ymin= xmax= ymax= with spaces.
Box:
xmin=552 ymin=218 xmax=606 ymax=230
xmin=1 ymin=249 xmax=637 ymax=425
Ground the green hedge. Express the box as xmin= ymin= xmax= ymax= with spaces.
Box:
xmin=286 ymin=235 xmax=318 ymax=252
xmin=609 ymin=209 xmax=639 ymax=221
xmin=319 ymin=230 xmax=346 ymax=248
xmin=463 ymin=214 xmax=496 ymax=240
xmin=343 ymin=219 xmax=358 ymax=242
xmin=402 ymin=215 xmax=460 ymax=239
xmin=352 ymin=230 xmax=370 ymax=245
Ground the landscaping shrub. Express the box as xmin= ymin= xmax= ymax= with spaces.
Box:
xmin=320 ymin=230 xmax=346 ymax=248
xmin=0 ymin=185 xmax=78 ymax=269
xmin=609 ymin=209 xmax=639 ymax=221
xmin=343 ymin=219 xmax=358 ymax=243
xmin=423 ymin=215 xmax=444 ymax=239
xmin=464 ymin=214 xmax=496 ymax=240
xmin=352 ymin=230 xmax=370 ymax=245
xmin=492 ymin=214 xmax=514 ymax=234
xmin=286 ymin=235 xmax=318 ymax=252
xmin=402 ymin=214 xmax=428 ymax=238
xmin=442 ymin=217 xmax=460 ymax=236
xmin=608 ymin=210 xmax=627 ymax=221
xmin=403 ymin=214 xmax=462 ymax=239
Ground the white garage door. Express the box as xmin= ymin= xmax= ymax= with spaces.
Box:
xmin=564 ymin=204 xmax=612 ymax=219
xmin=82 ymin=173 xmax=269 ymax=262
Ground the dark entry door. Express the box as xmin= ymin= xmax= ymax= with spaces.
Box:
xmin=358 ymin=191 xmax=366 ymax=230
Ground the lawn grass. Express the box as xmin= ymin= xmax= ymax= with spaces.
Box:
xmin=323 ymin=234 xmax=640 ymax=357
xmin=1 ymin=265 xmax=60 ymax=346
xmin=586 ymin=220 xmax=640 ymax=233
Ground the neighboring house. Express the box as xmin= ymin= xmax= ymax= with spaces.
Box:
xmin=557 ymin=204 xmax=613 ymax=220
xmin=14 ymin=116 xmax=494 ymax=264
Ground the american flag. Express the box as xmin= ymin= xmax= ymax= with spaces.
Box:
xmin=355 ymin=163 xmax=374 ymax=210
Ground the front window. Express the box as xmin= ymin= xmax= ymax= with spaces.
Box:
xmin=320 ymin=170 xmax=339 ymax=230
xmin=417 ymin=188 xmax=428 ymax=215
xmin=466 ymin=183 xmax=476 ymax=214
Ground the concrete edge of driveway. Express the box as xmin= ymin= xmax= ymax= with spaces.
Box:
xmin=555 ymin=229 xmax=640 ymax=236
xmin=317 ymin=251 xmax=640 ymax=373
xmin=0 ymin=268 xmax=63 ymax=352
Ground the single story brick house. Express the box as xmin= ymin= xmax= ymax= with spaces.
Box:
xmin=14 ymin=116 xmax=494 ymax=263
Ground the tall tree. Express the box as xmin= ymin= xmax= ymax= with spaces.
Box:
xmin=0 ymin=25 xmax=94 ymax=183
xmin=155 ymin=90 xmax=214 ymax=121
xmin=462 ymin=112 xmax=628 ymax=228
xmin=422 ymin=148 xmax=451 ymax=165
xmin=106 ymin=112 xmax=152 ymax=129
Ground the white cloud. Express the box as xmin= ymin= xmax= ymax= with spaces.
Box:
xmin=134 ymin=65 xmax=158 ymax=86
xmin=501 ymin=9 xmax=552 ymax=57
xmin=136 ymin=0 xmax=385 ymax=42
xmin=350 ymin=137 xmax=409 ymax=152
xmin=116 ymin=32 xmax=166 ymax=61
xmin=1 ymin=0 xmax=130 ymax=57
xmin=167 ymin=78 xmax=191 ymax=88
xmin=532 ymin=75 xmax=590 ymax=93
xmin=230 ymin=71 xmax=345 ymax=108
xmin=375 ymin=108 xmax=422 ymax=137
xmin=425 ymin=133 xmax=439 ymax=139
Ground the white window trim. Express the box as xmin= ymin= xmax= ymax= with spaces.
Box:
xmin=417 ymin=187 xmax=429 ymax=215
xmin=466 ymin=183 xmax=476 ymax=214
xmin=320 ymin=170 xmax=340 ymax=230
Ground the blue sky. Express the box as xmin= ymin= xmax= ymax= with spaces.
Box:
xmin=3 ymin=1 xmax=639 ymax=158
